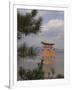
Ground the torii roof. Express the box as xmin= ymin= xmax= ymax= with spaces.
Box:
xmin=41 ymin=41 xmax=55 ymax=45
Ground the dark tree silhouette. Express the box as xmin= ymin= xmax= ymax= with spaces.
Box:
xmin=17 ymin=44 xmax=37 ymax=57
xmin=17 ymin=10 xmax=42 ymax=57
xmin=17 ymin=10 xmax=42 ymax=39
xmin=18 ymin=63 xmax=44 ymax=80
xmin=56 ymin=74 xmax=64 ymax=78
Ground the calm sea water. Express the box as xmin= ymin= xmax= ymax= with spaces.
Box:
xmin=17 ymin=52 xmax=64 ymax=75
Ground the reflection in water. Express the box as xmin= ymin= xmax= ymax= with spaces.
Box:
xmin=17 ymin=52 xmax=64 ymax=79
xmin=42 ymin=60 xmax=54 ymax=78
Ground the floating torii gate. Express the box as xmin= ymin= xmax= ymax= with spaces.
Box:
xmin=41 ymin=42 xmax=56 ymax=64
xmin=40 ymin=41 xmax=56 ymax=78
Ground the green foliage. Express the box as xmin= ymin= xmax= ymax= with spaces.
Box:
xmin=17 ymin=10 xmax=42 ymax=39
xmin=18 ymin=63 xmax=64 ymax=80
xmin=31 ymin=10 xmax=37 ymax=17
xmin=18 ymin=44 xmax=37 ymax=57
xmin=18 ymin=63 xmax=44 ymax=80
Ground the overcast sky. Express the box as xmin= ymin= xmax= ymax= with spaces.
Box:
xmin=17 ymin=9 xmax=64 ymax=49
